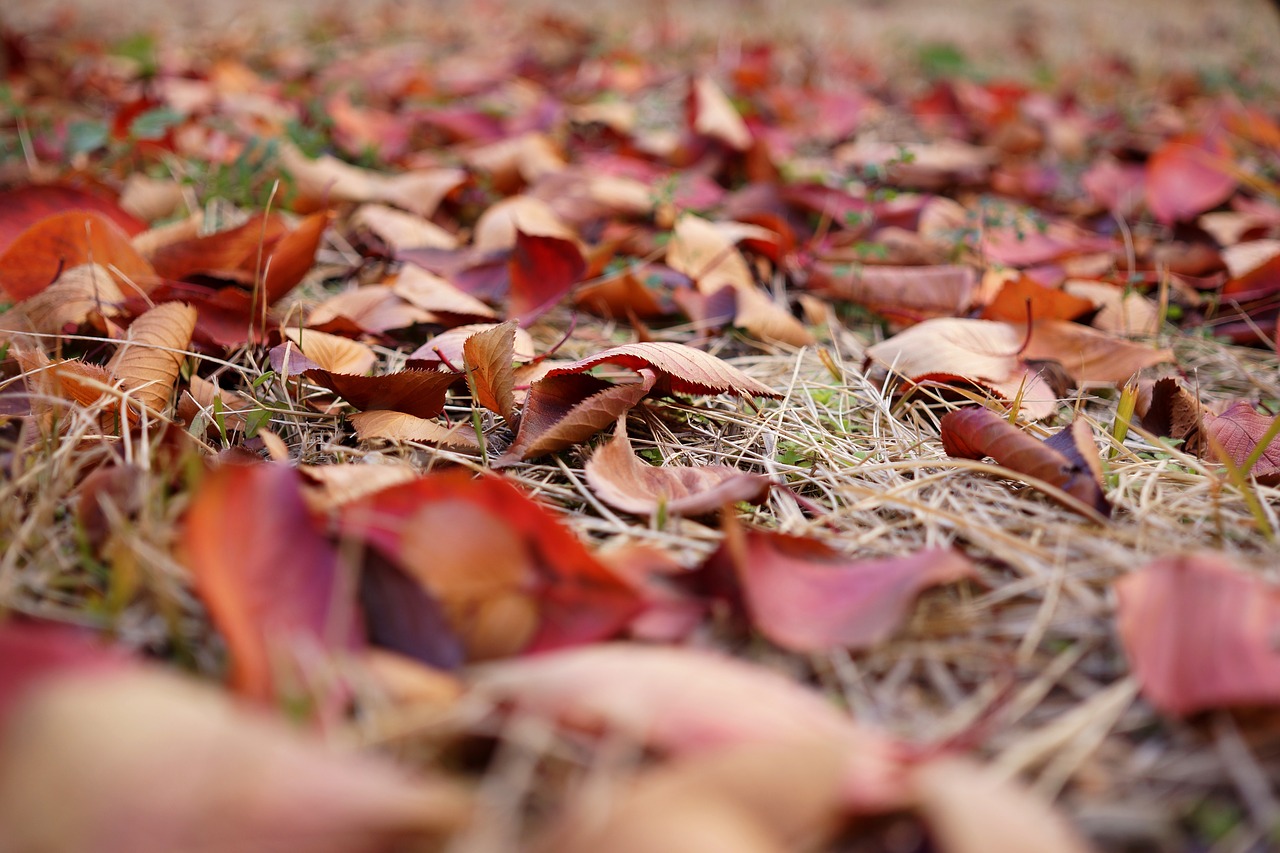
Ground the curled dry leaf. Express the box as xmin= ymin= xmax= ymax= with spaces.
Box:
xmin=910 ymin=758 xmax=1096 ymax=853
xmin=712 ymin=520 xmax=977 ymax=652
xmin=585 ymin=418 xmax=772 ymax=516
xmin=467 ymin=643 xmax=911 ymax=811
xmin=545 ymin=341 xmax=781 ymax=399
xmin=0 ymin=665 xmax=472 ymax=853
xmin=1115 ymin=555 xmax=1280 ymax=716
xmin=306 ymin=368 xmax=461 ymax=419
xmin=340 ymin=471 xmax=642 ymax=658
xmin=462 ymin=320 xmax=518 ymax=425
xmin=1145 ymin=133 xmax=1237 ymax=225
xmin=864 ymin=318 xmax=1058 ymax=419
xmin=349 ymin=410 xmax=480 ymax=449
xmin=1061 ymin=279 xmax=1159 ymax=336
xmin=543 ymin=740 xmax=849 ymax=853
xmin=940 ymin=408 xmax=1111 ymax=519
xmin=1134 ymin=377 xmax=1207 ymax=454
xmin=181 ymin=462 xmax=362 ymax=702
xmin=501 ymin=371 xmax=656 ymax=462
xmin=107 ymin=302 xmax=197 ymax=415
xmin=0 ymin=211 xmax=156 ymax=301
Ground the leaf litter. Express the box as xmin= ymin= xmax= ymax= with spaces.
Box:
xmin=1 ymin=3 xmax=1280 ymax=851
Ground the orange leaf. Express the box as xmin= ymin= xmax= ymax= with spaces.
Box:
xmin=544 ymin=341 xmax=781 ymax=399
xmin=283 ymin=328 xmax=376 ymax=375
xmin=0 ymin=211 xmax=156 ymax=301
xmin=107 ymin=302 xmax=196 ymax=415
xmin=0 ymin=185 xmax=144 ymax=254
xmin=941 ymin=408 xmax=1111 ymax=518
xmin=585 ymin=418 xmax=771 ymax=516
xmin=462 ymin=320 xmax=518 ymax=425
xmin=980 ymin=275 xmax=1094 ymax=323
xmin=182 ymin=462 xmax=362 ymax=701
xmin=1116 ymin=555 xmax=1280 ymax=716
xmin=1019 ymin=319 xmax=1173 ymax=384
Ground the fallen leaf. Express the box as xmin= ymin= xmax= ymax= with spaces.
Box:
xmin=472 ymin=194 xmax=576 ymax=254
xmin=980 ymin=275 xmax=1094 ymax=323
xmin=408 ymin=323 xmax=536 ymax=369
xmin=940 ymin=408 xmax=1111 ymax=519
xmin=0 ymin=211 xmax=156 ymax=301
xmin=0 ymin=185 xmax=145 ymax=254
xmin=306 ymin=285 xmax=436 ymax=334
xmin=1019 ymin=320 xmax=1173 ymax=384
xmin=543 ymin=740 xmax=849 ymax=853
xmin=0 ymin=263 xmax=124 ymax=335
xmin=509 ymin=228 xmax=586 ymax=323
xmin=351 ymin=203 xmax=458 ymax=252
xmin=545 ymin=341 xmax=781 ymax=399
xmin=689 ymin=74 xmax=752 ymax=151
xmin=307 ymin=368 xmax=461 ymax=419
xmin=1116 ymin=554 xmax=1280 ymax=716
xmin=391 ymin=264 xmax=497 ymax=320
xmin=349 ymin=410 xmax=481 ymax=448
xmin=585 ymin=418 xmax=772 ymax=516
xmin=181 ymin=462 xmax=362 ymax=701
xmin=107 ymin=302 xmax=196 ymax=415
xmin=283 ymin=328 xmax=377 ymax=375
xmin=812 ymin=264 xmax=977 ymax=323
xmin=712 ymin=520 xmax=977 ymax=651
xmin=280 ymin=142 xmax=466 ymax=219
xmin=467 ymin=643 xmax=910 ymax=810
xmin=1146 ymin=134 xmax=1237 ymax=225
xmin=0 ymin=664 xmax=472 ymax=853
xmin=340 ymin=472 xmax=642 ymax=657
xmin=1203 ymin=401 xmax=1280 ymax=484
xmin=462 ymin=320 xmax=518 ymax=425
xmin=910 ymin=758 xmax=1096 ymax=853
xmin=502 ymin=371 xmax=655 ymax=462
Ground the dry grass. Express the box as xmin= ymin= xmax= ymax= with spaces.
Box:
xmin=4 ymin=2 xmax=1280 ymax=850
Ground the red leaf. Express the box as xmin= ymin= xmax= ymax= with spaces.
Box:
xmin=1203 ymin=401 xmax=1280 ymax=484
xmin=1116 ymin=555 xmax=1280 ymax=716
xmin=508 ymin=228 xmax=586 ymax=324
xmin=1145 ymin=134 xmax=1237 ymax=225
xmin=181 ymin=462 xmax=362 ymax=701
xmin=340 ymin=472 xmax=642 ymax=658
xmin=0 ymin=623 xmax=126 ymax=730
xmin=502 ymin=371 xmax=655 ymax=462
xmin=714 ymin=524 xmax=976 ymax=652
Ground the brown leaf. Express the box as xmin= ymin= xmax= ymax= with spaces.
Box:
xmin=468 ymin=643 xmax=911 ymax=811
xmin=462 ymin=320 xmax=518 ymax=425
xmin=1116 ymin=555 xmax=1280 ymax=716
xmin=1061 ymin=280 xmax=1159 ymax=336
xmin=585 ymin=419 xmax=772 ymax=516
xmin=351 ymin=203 xmax=458 ymax=252
xmin=1134 ymin=377 xmax=1207 ymax=452
xmin=0 ymin=664 xmax=472 ymax=853
xmin=1019 ymin=320 xmax=1173 ymax=384
xmin=503 ymin=371 xmax=655 ymax=462
xmin=340 ymin=472 xmax=642 ymax=658
xmin=0 ymin=211 xmax=156 ymax=301
xmin=1203 ymin=401 xmax=1280 ymax=484
xmin=307 ymin=368 xmax=460 ymax=419
xmin=107 ymin=302 xmax=196 ymax=415
xmin=391 ymin=264 xmax=496 ymax=320
xmin=813 ymin=264 xmax=976 ymax=322
xmin=181 ymin=462 xmax=362 ymax=701
xmin=545 ymin=341 xmax=781 ymax=399
xmin=349 ymin=410 xmax=480 ymax=449
xmin=941 ymin=408 xmax=1112 ymax=519
xmin=910 ymin=758 xmax=1097 ymax=853
xmin=543 ymin=741 xmax=848 ymax=853
xmin=715 ymin=523 xmax=976 ymax=651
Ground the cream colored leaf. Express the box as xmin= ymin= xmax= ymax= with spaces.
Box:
xmin=351 ymin=203 xmax=458 ymax=252
xmin=392 ymin=265 xmax=496 ymax=319
xmin=284 ymin=328 xmax=377 ymax=375
xmin=546 ymin=341 xmax=782 ymax=399
xmin=692 ymin=75 xmax=752 ymax=151
xmin=279 ymin=142 xmax=465 ymax=219
xmin=349 ymin=410 xmax=480 ymax=448
xmin=3 ymin=264 xmax=124 ymax=336
xmin=107 ymin=302 xmax=196 ymax=414
xmin=473 ymin=195 xmax=576 ymax=254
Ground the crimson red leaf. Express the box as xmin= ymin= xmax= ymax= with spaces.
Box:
xmin=509 ymin=228 xmax=586 ymax=324
xmin=0 ymin=185 xmax=144 ymax=254
xmin=306 ymin=368 xmax=461 ymax=419
xmin=1146 ymin=134 xmax=1237 ymax=225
